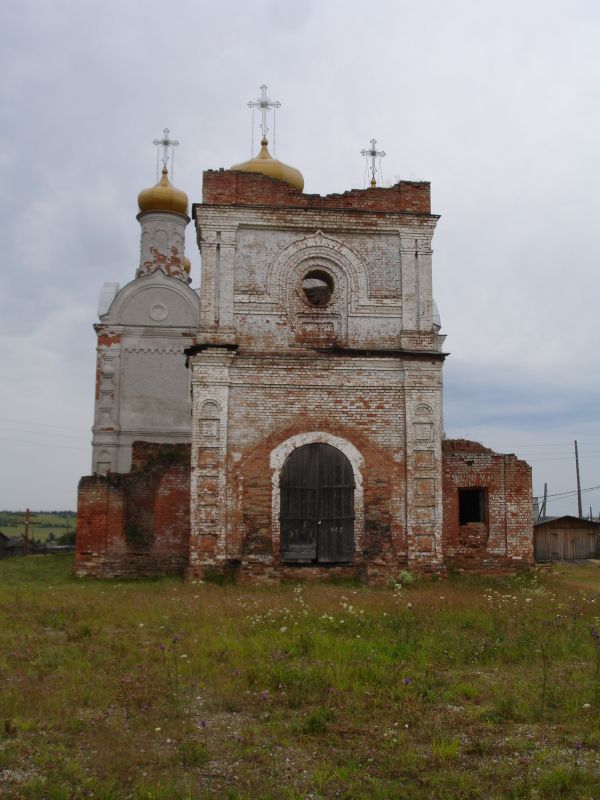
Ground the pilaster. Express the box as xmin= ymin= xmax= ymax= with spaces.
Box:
xmin=415 ymin=234 xmax=434 ymax=331
xmin=403 ymin=367 xmax=444 ymax=571
xmin=400 ymin=234 xmax=418 ymax=331
xmin=218 ymin=227 xmax=237 ymax=330
xmin=188 ymin=347 xmax=236 ymax=576
xmin=91 ymin=325 xmax=123 ymax=474
xmin=198 ymin=224 xmax=237 ymax=344
xmin=198 ymin=228 xmax=218 ymax=329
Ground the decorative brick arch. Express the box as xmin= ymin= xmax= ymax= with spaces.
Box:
xmin=415 ymin=403 xmax=434 ymax=417
xmin=199 ymin=400 xmax=221 ymax=416
xmin=269 ymin=431 xmax=365 ymax=559
xmin=266 ymin=230 xmax=369 ymax=310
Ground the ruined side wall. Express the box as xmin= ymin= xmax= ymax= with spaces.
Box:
xmin=442 ymin=439 xmax=533 ymax=571
xmin=75 ymin=475 xmax=126 ymax=574
xmin=75 ymin=442 xmax=191 ymax=577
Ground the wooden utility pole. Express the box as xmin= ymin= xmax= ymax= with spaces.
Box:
xmin=541 ymin=483 xmax=548 ymax=519
xmin=574 ymin=440 xmax=583 ymax=518
xmin=536 ymin=483 xmax=548 ymax=521
xmin=24 ymin=508 xmax=30 ymax=556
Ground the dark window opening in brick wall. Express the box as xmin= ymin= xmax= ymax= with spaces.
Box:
xmin=302 ymin=270 xmax=334 ymax=307
xmin=459 ymin=488 xmax=486 ymax=525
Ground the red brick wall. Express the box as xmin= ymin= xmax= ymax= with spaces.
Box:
xmin=75 ymin=475 xmax=125 ymax=564
xmin=200 ymin=170 xmax=431 ymax=214
xmin=442 ymin=439 xmax=533 ymax=571
xmin=76 ymin=434 xmax=533 ymax=580
xmin=186 ymin=350 xmax=433 ymax=583
xmin=75 ymin=442 xmax=191 ymax=577
xmin=228 ymin=417 xmax=401 ymax=584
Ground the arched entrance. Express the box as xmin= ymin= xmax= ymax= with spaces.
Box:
xmin=280 ymin=443 xmax=355 ymax=563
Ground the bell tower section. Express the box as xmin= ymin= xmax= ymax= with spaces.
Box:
xmin=91 ymin=133 xmax=200 ymax=474
xmin=187 ymin=122 xmax=446 ymax=580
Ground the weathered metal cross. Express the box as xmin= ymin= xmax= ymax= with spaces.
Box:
xmin=361 ymin=138 xmax=386 ymax=186
xmin=247 ymin=84 xmax=281 ymax=141
xmin=153 ymin=128 xmax=179 ymax=170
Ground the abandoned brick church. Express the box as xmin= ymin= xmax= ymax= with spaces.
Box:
xmin=75 ymin=113 xmax=533 ymax=581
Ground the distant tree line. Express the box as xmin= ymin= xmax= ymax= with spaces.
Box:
xmin=29 ymin=521 xmax=74 ymax=529
xmin=0 ymin=511 xmax=77 ymax=542
xmin=42 ymin=530 xmax=76 ymax=545
xmin=0 ymin=510 xmax=76 ymax=517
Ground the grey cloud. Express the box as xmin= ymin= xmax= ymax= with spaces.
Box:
xmin=1 ymin=0 xmax=598 ymax=510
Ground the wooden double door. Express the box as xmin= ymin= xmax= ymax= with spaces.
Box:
xmin=534 ymin=527 xmax=598 ymax=561
xmin=280 ymin=443 xmax=355 ymax=563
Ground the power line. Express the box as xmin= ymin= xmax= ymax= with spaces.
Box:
xmin=533 ymin=484 xmax=600 ymax=501
xmin=2 ymin=420 xmax=598 ymax=451
xmin=486 ymin=439 xmax=600 ymax=451
xmin=526 ymin=451 xmax=600 ymax=457
xmin=0 ymin=425 xmax=88 ymax=441
xmin=0 ymin=435 xmax=88 ymax=451
xmin=526 ymin=454 xmax=600 ymax=463
xmin=543 ymin=489 xmax=600 ymax=506
xmin=520 ymin=450 xmax=600 ymax=456
xmin=0 ymin=417 xmax=88 ymax=432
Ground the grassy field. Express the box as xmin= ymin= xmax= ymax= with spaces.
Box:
xmin=0 ymin=512 xmax=76 ymax=543
xmin=1 ymin=556 xmax=600 ymax=799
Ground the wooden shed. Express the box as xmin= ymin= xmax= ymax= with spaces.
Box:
xmin=534 ymin=516 xmax=600 ymax=562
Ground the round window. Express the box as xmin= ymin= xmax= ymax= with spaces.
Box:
xmin=301 ymin=270 xmax=334 ymax=307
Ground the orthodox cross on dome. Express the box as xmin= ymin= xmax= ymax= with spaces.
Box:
xmin=361 ymin=138 xmax=386 ymax=187
xmin=153 ymin=128 xmax=179 ymax=178
xmin=247 ymin=84 xmax=281 ymax=145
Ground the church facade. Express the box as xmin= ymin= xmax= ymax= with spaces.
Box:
xmin=75 ymin=132 xmax=533 ymax=581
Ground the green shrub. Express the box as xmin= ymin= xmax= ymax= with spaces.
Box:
xmin=300 ymin=707 xmax=335 ymax=735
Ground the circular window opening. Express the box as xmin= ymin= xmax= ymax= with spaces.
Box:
xmin=302 ymin=270 xmax=334 ymax=307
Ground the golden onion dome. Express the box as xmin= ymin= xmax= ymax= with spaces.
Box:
xmin=231 ymin=138 xmax=304 ymax=191
xmin=138 ymin=167 xmax=188 ymax=215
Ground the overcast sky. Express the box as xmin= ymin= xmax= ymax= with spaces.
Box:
xmin=1 ymin=0 xmax=598 ymax=516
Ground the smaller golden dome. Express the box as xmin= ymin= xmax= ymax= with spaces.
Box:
xmin=183 ymin=256 xmax=191 ymax=274
xmin=231 ymin=138 xmax=304 ymax=191
xmin=138 ymin=167 xmax=188 ymax=215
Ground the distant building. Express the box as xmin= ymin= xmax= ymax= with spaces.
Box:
xmin=534 ymin=516 xmax=600 ymax=562
xmin=0 ymin=533 xmax=45 ymax=558
xmin=0 ymin=532 xmax=23 ymax=559
xmin=76 ymin=120 xmax=534 ymax=581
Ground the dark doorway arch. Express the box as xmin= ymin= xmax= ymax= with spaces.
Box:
xmin=280 ymin=443 xmax=355 ymax=563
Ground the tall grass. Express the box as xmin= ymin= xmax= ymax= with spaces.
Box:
xmin=1 ymin=555 xmax=599 ymax=798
